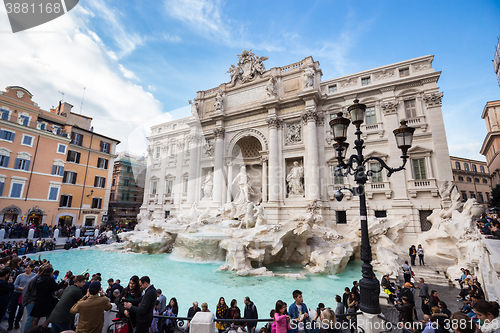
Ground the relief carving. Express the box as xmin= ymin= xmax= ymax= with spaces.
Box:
xmin=286 ymin=122 xmax=302 ymax=144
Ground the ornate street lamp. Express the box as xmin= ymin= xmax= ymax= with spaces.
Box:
xmin=328 ymin=100 xmax=415 ymax=314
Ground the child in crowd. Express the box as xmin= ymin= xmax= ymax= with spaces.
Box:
xmin=289 ymin=290 xmax=309 ymax=333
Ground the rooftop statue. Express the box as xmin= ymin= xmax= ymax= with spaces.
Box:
xmin=227 ymin=49 xmax=268 ymax=85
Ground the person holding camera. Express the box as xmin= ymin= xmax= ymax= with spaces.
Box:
xmin=70 ymin=281 xmax=112 ymax=333
xmin=395 ymin=296 xmax=413 ymax=324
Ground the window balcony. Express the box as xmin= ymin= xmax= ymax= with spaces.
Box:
xmin=407 ymin=178 xmax=438 ymax=197
xmin=366 ymin=181 xmax=392 ymax=199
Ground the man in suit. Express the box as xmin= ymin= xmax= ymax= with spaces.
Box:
xmin=124 ymin=276 xmax=157 ymax=333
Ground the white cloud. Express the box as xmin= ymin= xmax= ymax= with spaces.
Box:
xmin=148 ymin=85 xmax=157 ymax=92
xmin=85 ymin=0 xmax=143 ymax=58
xmin=448 ymin=143 xmax=486 ymax=161
xmin=0 ymin=4 xmax=164 ymax=155
xmin=164 ymin=0 xmax=230 ymax=41
xmin=118 ymin=64 xmax=140 ymax=81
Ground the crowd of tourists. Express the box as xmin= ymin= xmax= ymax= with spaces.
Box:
xmin=377 ymin=241 xmax=500 ymax=333
xmin=476 ymin=214 xmax=500 ymax=239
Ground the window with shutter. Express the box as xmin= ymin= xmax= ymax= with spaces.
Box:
xmin=1 ymin=130 xmax=15 ymax=141
xmin=48 ymin=187 xmax=59 ymax=200
xmin=370 ymin=163 xmax=383 ymax=183
xmin=413 ymin=158 xmax=427 ymax=180
xmin=10 ymin=183 xmax=23 ymax=198
xmin=0 ymin=155 xmax=9 ymax=167
xmin=0 ymin=181 xmax=4 ymax=196
xmin=0 ymin=109 xmax=9 ymax=120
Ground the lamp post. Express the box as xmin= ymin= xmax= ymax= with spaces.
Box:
xmin=329 ymin=100 xmax=415 ymax=314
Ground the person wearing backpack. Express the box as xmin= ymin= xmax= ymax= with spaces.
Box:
xmin=244 ymin=297 xmax=258 ymax=333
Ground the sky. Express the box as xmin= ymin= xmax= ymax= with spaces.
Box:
xmin=0 ymin=0 xmax=499 ymax=160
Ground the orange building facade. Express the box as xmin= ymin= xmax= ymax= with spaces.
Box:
xmin=0 ymin=86 xmax=119 ymax=227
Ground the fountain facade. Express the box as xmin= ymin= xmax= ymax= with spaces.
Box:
xmin=126 ymin=52 xmax=466 ymax=278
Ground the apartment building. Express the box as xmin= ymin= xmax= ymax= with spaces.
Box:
xmin=0 ymin=86 xmax=120 ymax=227
xmin=450 ymin=156 xmax=491 ymax=205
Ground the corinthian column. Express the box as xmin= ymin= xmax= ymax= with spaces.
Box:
xmin=261 ymin=156 xmax=268 ymax=202
xmin=266 ymin=117 xmax=282 ymax=203
xmin=316 ymin=112 xmax=327 ymax=201
xmin=212 ymin=128 xmax=225 ymax=204
xmin=187 ymin=135 xmax=201 ymax=204
xmin=302 ymin=109 xmax=320 ymax=200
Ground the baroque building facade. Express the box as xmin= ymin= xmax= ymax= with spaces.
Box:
xmin=141 ymin=53 xmax=453 ymax=240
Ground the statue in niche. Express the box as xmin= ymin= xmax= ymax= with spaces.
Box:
xmin=303 ymin=66 xmax=315 ymax=88
xmin=214 ymin=89 xmax=224 ymax=113
xmin=232 ymin=165 xmax=255 ymax=204
xmin=266 ymin=75 xmax=277 ymax=97
xmin=286 ymin=161 xmax=305 ymax=197
xmin=202 ymin=171 xmax=214 ymax=199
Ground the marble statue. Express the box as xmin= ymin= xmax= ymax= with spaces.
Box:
xmin=243 ymin=202 xmax=256 ymax=229
xmin=253 ymin=203 xmax=267 ymax=226
xmin=202 ymin=171 xmax=214 ymax=199
xmin=232 ymin=166 xmax=254 ymax=204
xmin=189 ymin=100 xmax=198 ymax=118
xmin=227 ymin=64 xmax=241 ymax=84
xmin=214 ymin=89 xmax=224 ymax=113
xmin=304 ymin=66 xmax=315 ymax=88
xmin=227 ymin=50 xmax=269 ymax=84
xmin=266 ymin=75 xmax=277 ymax=97
xmin=286 ymin=161 xmax=304 ymax=197
xmin=254 ymin=55 xmax=268 ymax=75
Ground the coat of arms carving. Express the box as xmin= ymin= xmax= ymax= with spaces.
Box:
xmin=227 ymin=49 xmax=268 ymax=85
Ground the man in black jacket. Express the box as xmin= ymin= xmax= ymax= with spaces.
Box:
xmin=124 ymin=276 xmax=156 ymax=333
xmin=244 ymin=296 xmax=258 ymax=333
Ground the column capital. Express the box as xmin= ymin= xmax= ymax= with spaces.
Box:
xmin=213 ymin=127 xmax=225 ymax=139
xmin=423 ymin=92 xmax=443 ymax=108
xmin=302 ymin=109 xmax=318 ymax=123
xmin=381 ymin=100 xmax=399 ymax=115
xmin=315 ymin=111 xmax=325 ymax=126
xmin=266 ymin=117 xmax=283 ymax=129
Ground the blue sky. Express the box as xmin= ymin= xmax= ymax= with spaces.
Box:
xmin=0 ymin=0 xmax=499 ymax=159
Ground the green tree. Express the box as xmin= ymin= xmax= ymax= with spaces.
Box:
xmin=489 ymin=184 xmax=500 ymax=208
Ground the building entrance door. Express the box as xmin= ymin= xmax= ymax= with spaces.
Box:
xmin=58 ymin=216 xmax=73 ymax=226
xmin=85 ymin=216 xmax=96 ymax=227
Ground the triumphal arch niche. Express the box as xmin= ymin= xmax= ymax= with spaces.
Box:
xmin=149 ymin=50 xmax=452 ymax=232
xmin=190 ymin=49 xmax=327 ymax=222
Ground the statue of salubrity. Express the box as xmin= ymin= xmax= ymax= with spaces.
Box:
xmin=287 ymin=161 xmax=304 ymax=197
xmin=202 ymin=171 xmax=213 ymax=199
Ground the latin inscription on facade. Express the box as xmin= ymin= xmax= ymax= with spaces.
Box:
xmin=226 ymin=85 xmax=266 ymax=109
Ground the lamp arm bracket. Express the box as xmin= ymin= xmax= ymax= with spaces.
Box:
xmin=363 ymin=156 xmax=408 ymax=178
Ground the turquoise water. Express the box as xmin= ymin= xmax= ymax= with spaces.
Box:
xmin=30 ymin=248 xmax=362 ymax=316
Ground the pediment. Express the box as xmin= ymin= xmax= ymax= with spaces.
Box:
xmin=408 ymin=145 xmax=433 ymax=155
xmin=364 ymin=150 xmax=388 ymax=159
xmin=150 ymin=175 xmax=159 ymax=181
